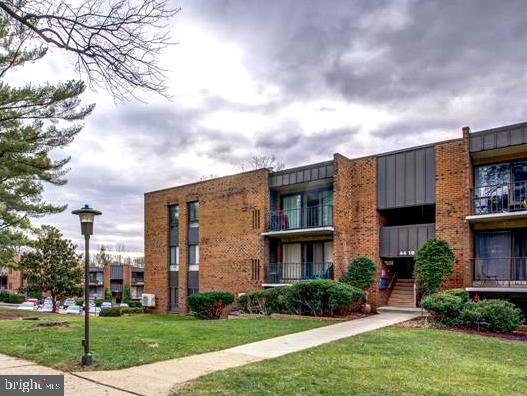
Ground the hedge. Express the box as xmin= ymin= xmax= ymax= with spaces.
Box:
xmin=240 ymin=280 xmax=364 ymax=317
xmin=121 ymin=307 xmax=144 ymax=315
xmin=239 ymin=287 xmax=291 ymax=315
xmin=188 ymin=291 xmax=234 ymax=319
xmin=0 ymin=292 xmax=26 ymax=304
xmin=422 ymin=290 xmax=524 ymax=332
xmin=287 ymin=280 xmax=365 ymax=316
xmin=340 ymin=257 xmax=376 ymax=290
xmin=99 ymin=307 xmax=122 ymax=317
xmin=460 ymin=299 xmax=524 ymax=333
xmin=421 ymin=290 xmax=468 ymax=325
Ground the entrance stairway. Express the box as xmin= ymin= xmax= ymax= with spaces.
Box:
xmin=387 ymin=278 xmax=416 ymax=308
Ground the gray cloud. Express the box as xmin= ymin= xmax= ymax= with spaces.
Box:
xmin=36 ymin=0 xmax=527 ymax=252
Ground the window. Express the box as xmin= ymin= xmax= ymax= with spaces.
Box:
xmin=189 ymin=201 xmax=199 ymax=227
xmin=188 ymin=245 xmax=199 ymax=265
xmin=169 ymin=205 xmax=179 ymax=227
xmin=170 ymin=246 xmax=179 ymax=270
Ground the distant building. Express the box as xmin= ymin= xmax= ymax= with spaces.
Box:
xmin=89 ymin=264 xmax=144 ymax=303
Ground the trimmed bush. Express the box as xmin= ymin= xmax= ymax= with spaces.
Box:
xmin=441 ymin=288 xmax=471 ymax=303
xmin=239 ymin=287 xmax=291 ymax=315
xmin=126 ymin=300 xmax=143 ymax=308
xmin=188 ymin=291 xmax=234 ymax=319
xmin=0 ymin=292 xmax=25 ymax=304
xmin=340 ymin=257 xmax=377 ymax=290
xmin=0 ymin=291 xmax=9 ymax=302
xmin=415 ymin=238 xmax=455 ymax=295
xmin=287 ymin=280 xmax=364 ymax=316
xmin=460 ymin=299 xmax=524 ymax=333
xmin=99 ymin=307 xmax=122 ymax=317
xmin=421 ymin=291 xmax=466 ymax=324
xmin=121 ymin=307 xmax=144 ymax=314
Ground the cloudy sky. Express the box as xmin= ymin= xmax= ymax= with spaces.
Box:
xmin=15 ymin=0 xmax=527 ymax=252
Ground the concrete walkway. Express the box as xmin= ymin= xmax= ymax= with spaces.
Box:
xmin=0 ymin=354 xmax=133 ymax=395
xmin=75 ymin=311 xmax=418 ymax=396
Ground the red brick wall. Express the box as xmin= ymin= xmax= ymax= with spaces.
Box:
xmin=145 ymin=169 xmax=269 ymax=313
xmin=122 ymin=265 xmax=132 ymax=289
xmin=435 ymin=132 xmax=472 ymax=288
xmin=333 ymin=154 xmax=385 ymax=307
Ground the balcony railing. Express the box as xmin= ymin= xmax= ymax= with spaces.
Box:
xmin=132 ymin=277 xmax=144 ymax=285
xmin=472 ymin=181 xmax=527 ymax=215
xmin=266 ymin=205 xmax=333 ymax=232
xmin=266 ymin=262 xmax=334 ymax=284
xmin=472 ymin=257 xmax=527 ymax=287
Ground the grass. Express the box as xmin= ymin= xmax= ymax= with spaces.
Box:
xmin=176 ymin=327 xmax=527 ymax=396
xmin=0 ymin=309 xmax=332 ymax=371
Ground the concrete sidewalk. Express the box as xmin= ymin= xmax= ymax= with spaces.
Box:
xmin=0 ymin=354 xmax=134 ymax=395
xmin=75 ymin=311 xmax=418 ymax=396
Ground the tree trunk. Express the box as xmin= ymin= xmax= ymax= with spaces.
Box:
xmin=51 ymin=291 xmax=57 ymax=313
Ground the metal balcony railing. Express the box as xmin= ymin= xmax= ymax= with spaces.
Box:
xmin=266 ymin=205 xmax=333 ymax=232
xmin=472 ymin=180 xmax=527 ymax=215
xmin=266 ymin=262 xmax=334 ymax=284
xmin=472 ymin=257 xmax=527 ymax=286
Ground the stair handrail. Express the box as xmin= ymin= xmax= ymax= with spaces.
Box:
xmin=413 ymin=281 xmax=417 ymax=307
xmin=388 ymin=271 xmax=397 ymax=290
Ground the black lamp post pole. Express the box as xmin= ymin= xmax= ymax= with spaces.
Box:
xmin=82 ymin=233 xmax=92 ymax=366
xmin=73 ymin=204 xmax=101 ymax=367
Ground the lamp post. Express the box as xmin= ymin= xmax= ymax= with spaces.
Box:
xmin=72 ymin=204 xmax=102 ymax=367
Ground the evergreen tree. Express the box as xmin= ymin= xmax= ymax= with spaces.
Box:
xmin=0 ymin=16 xmax=93 ymax=265
xmin=19 ymin=226 xmax=83 ymax=312
xmin=95 ymin=245 xmax=111 ymax=267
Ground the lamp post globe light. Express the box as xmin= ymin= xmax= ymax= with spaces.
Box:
xmin=72 ymin=204 xmax=102 ymax=367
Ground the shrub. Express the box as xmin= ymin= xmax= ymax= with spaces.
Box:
xmin=340 ymin=257 xmax=377 ymax=290
xmin=239 ymin=287 xmax=291 ymax=315
xmin=0 ymin=291 xmax=8 ymax=302
xmin=122 ymin=286 xmax=132 ymax=303
xmin=415 ymin=238 xmax=455 ymax=295
xmin=99 ymin=307 xmax=122 ymax=317
xmin=121 ymin=307 xmax=144 ymax=314
xmin=94 ymin=298 xmax=105 ymax=307
xmin=460 ymin=299 xmax=524 ymax=333
xmin=126 ymin=300 xmax=143 ymax=308
xmin=287 ymin=280 xmax=364 ymax=316
xmin=187 ymin=291 xmax=234 ymax=319
xmin=421 ymin=291 xmax=466 ymax=324
xmin=104 ymin=287 xmax=112 ymax=300
xmin=441 ymin=288 xmax=470 ymax=303
xmin=9 ymin=294 xmax=25 ymax=304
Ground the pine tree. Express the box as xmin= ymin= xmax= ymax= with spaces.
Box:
xmin=19 ymin=226 xmax=83 ymax=312
xmin=0 ymin=16 xmax=93 ymax=265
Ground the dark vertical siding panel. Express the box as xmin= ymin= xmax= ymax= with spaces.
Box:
xmin=385 ymin=155 xmax=396 ymax=208
xmin=415 ymin=149 xmax=425 ymax=204
xmin=388 ymin=228 xmax=398 ymax=257
xmin=379 ymin=228 xmax=387 ymax=257
xmin=405 ymin=150 xmax=416 ymax=206
xmin=408 ymin=226 xmax=417 ymax=253
xmin=395 ymin=154 xmax=405 ymax=207
xmin=377 ymin=157 xmax=386 ymax=208
xmin=425 ymin=147 xmax=435 ymax=203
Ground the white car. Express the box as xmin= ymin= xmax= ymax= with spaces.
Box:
xmin=119 ymin=303 xmax=129 ymax=308
xmin=17 ymin=302 xmax=37 ymax=311
xmin=63 ymin=299 xmax=76 ymax=308
xmin=39 ymin=304 xmax=54 ymax=313
xmin=101 ymin=302 xmax=112 ymax=309
xmin=89 ymin=306 xmax=101 ymax=315
xmin=64 ymin=305 xmax=81 ymax=315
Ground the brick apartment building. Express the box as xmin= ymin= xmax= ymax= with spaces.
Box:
xmin=0 ymin=267 xmax=24 ymax=293
xmin=89 ymin=264 xmax=144 ymax=303
xmin=145 ymin=121 xmax=527 ymax=313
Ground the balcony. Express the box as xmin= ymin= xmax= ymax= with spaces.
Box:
xmin=468 ymin=181 xmax=527 ymax=222
xmin=265 ymin=262 xmax=334 ymax=285
xmin=470 ymin=257 xmax=527 ymax=290
xmin=132 ymin=277 xmax=144 ymax=285
xmin=263 ymin=205 xmax=333 ymax=236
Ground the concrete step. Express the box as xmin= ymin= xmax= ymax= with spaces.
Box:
xmin=378 ymin=306 xmax=426 ymax=314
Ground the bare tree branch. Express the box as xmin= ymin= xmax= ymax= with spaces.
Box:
xmin=241 ymin=154 xmax=286 ymax=172
xmin=0 ymin=0 xmax=180 ymax=100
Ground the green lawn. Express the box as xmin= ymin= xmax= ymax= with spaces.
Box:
xmin=177 ymin=327 xmax=527 ymax=396
xmin=0 ymin=309 xmax=331 ymax=371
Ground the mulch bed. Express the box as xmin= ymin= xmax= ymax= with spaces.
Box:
xmin=397 ymin=317 xmax=527 ymax=342
xmin=0 ymin=311 xmax=27 ymax=320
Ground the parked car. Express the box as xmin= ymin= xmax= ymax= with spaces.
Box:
xmin=64 ymin=305 xmax=81 ymax=315
xmin=89 ymin=306 xmax=101 ymax=315
xmin=63 ymin=299 xmax=76 ymax=308
xmin=26 ymin=298 xmax=39 ymax=304
xmin=100 ymin=302 xmax=112 ymax=310
xmin=119 ymin=303 xmax=129 ymax=308
xmin=39 ymin=303 xmax=54 ymax=313
xmin=17 ymin=302 xmax=37 ymax=311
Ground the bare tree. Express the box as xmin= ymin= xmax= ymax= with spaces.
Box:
xmin=0 ymin=0 xmax=179 ymax=100
xmin=241 ymin=154 xmax=285 ymax=172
